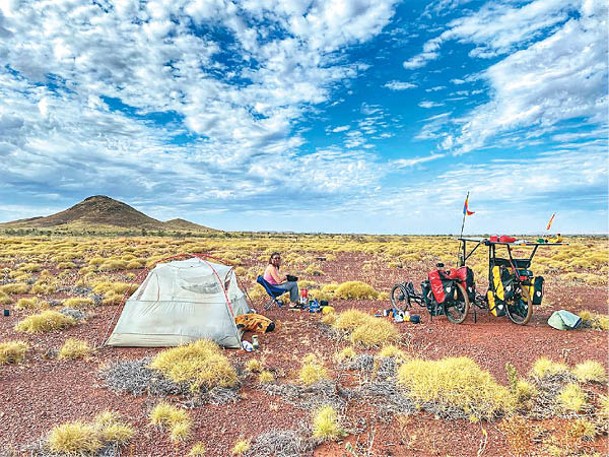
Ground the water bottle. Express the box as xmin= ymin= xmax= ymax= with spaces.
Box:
xmin=252 ymin=335 xmax=259 ymax=350
xmin=242 ymin=341 xmax=253 ymax=352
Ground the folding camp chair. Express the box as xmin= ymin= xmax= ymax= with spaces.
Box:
xmin=256 ymin=275 xmax=285 ymax=310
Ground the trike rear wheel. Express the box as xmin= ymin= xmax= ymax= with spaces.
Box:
xmin=390 ymin=284 xmax=412 ymax=312
xmin=506 ymin=285 xmax=532 ymax=325
xmin=444 ymin=282 xmax=470 ymax=324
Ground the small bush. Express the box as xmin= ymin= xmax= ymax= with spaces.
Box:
xmin=150 ymin=402 xmax=191 ymax=442
xmin=530 ymin=357 xmax=570 ymax=379
xmin=63 ymin=297 xmax=96 ymax=308
xmin=258 ymin=370 xmax=275 ymax=384
xmin=232 ymin=439 xmax=250 ymax=455
xmin=334 ymin=281 xmax=379 ymax=300
xmin=350 ymin=319 xmax=399 ymax=348
xmin=333 ymin=309 xmax=374 ymax=332
xmin=397 ymin=357 xmax=514 ymax=421
xmin=578 ymin=311 xmax=609 ymax=331
xmin=558 ymin=383 xmax=587 ymax=413
xmin=0 ymin=340 xmax=29 ymax=365
xmin=58 ymin=338 xmax=93 ymax=360
xmin=94 ymin=411 xmax=135 ymax=444
xmin=312 ymin=405 xmax=345 ymax=441
xmin=335 ymin=346 xmax=357 ymax=363
xmin=188 ymin=442 xmax=207 ymax=456
xmin=15 ymin=310 xmax=77 ymax=333
xmin=15 ymin=297 xmax=40 ymax=310
xmin=150 ymin=340 xmax=238 ymax=391
xmin=0 ymin=283 xmax=30 ymax=295
xmin=572 ymin=360 xmax=607 ymax=383
xmin=47 ymin=422 xmax=102 ymax=454
xmin=299 ymin=354 xmax=329 ymax=385
xmin=377 ymin=344 xmax=409 ymax=363
xmin=245 ymin=359 xmax=264 ymax=373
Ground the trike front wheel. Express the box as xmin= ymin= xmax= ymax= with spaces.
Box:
xmin=390 ymin=284 xmax=412 ymax=312
xmin=444 ymin=282 xmax=470 ymax=324
xmin=506 ymin=285 xmax=533 ymax=325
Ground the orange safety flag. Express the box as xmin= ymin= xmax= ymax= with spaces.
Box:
xmin=463 ymin=194 xmax=475 ymax=216
xmin=546 ymin=213 xmax=556 ymax=231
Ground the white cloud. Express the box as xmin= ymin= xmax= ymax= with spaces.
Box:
xmin=0 ymin=0 xmax=400 ymax=219
xmin=404 ymin=0 xmax=579 ymax=69
xmin=331 ymin=125 xmax=351 ymax=133
xmin=392 ymin=154 xmax=445 ymax=168
xmin=445 ymin=0 xmax=608 ymax=153
xmin=419 ymin=101 xmax=444 ymax=108
xmin=384 ymin=80 xmax=417 ymax=90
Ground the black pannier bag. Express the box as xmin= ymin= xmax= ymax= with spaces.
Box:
xmin=532 ymin=276 xmax=544 ymax=305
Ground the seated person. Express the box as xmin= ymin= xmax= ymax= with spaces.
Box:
xmin=235 ymin=313 xmax=275 ymax=333
xmin=263 ymin=252 xmax=299 ymax=307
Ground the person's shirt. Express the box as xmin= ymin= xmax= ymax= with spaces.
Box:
xmin=264 ymin=264 xmax=283 ymax=285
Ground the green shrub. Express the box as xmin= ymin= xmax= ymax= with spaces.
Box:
xmin=397 ymin=357 xmax=514 ymax=421
xmin=150 ymin=340 xmax=237 ymax=390
xmin=15 ymin=310 xmax=77 ymax=333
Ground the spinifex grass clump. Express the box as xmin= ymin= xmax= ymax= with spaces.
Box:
xmin=58 ymin=338 xmax=93 ymax=360
xmin=0 ymin=340 xmax=29 ymax=365
xmin=333 ymin=281 xmax=379 ymax=300
xmin=577 ymin=310 xmax=609 ymax=331
xmin=397 ymin=356 xmax=514 ymax=421
xmin=46 ymin=411 xmax=134 ymax=454
xmin=312 ymin=405 xmax=346 ymax=441
xmin=331 ymin=309 xmax=399 ymax=348
xmin=299 ymin=353 xmax=330 ymax=385
xmin=14 ymin=310 xmax=77 ymax=333
xmin=572 ymin=360 xmax=607 ymax=383
xmin=149 ymin=402 xmax=191 ymax=443
xmin=62 ymin=297 xmax=96 ymax=308
xmin=150 ymin=340 xmax=238 ymax=391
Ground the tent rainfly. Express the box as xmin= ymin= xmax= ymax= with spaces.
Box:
xmin=106 ymin=257 xmax=250 ymax=348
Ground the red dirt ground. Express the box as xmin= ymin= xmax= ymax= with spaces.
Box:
xmin=1 ymin=251 xmax=607 ymax=456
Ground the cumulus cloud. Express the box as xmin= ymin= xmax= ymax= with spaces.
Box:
xmin=0 ymin=0 xmax=399 ymax=220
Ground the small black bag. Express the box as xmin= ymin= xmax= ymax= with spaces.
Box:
xmin=286 ymin=274 xmax=298 ymax=282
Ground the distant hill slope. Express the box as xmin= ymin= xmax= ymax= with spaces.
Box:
xmin=0 ymin=196 xmax=217 ymax=232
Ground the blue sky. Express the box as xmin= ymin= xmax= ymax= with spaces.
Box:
xmin=0 ymin=0 xmax=607 ymax=234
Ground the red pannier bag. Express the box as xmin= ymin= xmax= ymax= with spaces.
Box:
xmin=428 ymin=270 xmax=447 ymax=304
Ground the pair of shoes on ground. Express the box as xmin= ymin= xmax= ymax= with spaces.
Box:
xmin=288 ymin=303 xmax=305 ymax=310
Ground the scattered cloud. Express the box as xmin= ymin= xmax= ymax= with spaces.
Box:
xmin=384 ymin=80 xmax=417 ymax=90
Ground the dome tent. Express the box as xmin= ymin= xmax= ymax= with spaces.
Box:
xmin=106 ymin=255 xmax=250 ymax=348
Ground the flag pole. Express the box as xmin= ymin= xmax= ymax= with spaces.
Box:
xmin=459 ymin=191 xmax=469 ymax=239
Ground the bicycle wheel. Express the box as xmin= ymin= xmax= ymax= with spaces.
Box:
xmin=505 ymin=285 xmax=532 ymax=325
xmin=390 ymin=284 xmax=411 ymax=312
xmin=443 ymin=282 xmax=470 ymax=324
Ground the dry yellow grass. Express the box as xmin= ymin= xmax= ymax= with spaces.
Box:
xmin=0 ymin=340 xmax=29 ymax=365
xmin=150 ymin=340 xmax=238 ymax=391
xmin=15 ymin=310 xmax=77 ymax=333
xmin=58 ymin=338 xmax=93 ymax=360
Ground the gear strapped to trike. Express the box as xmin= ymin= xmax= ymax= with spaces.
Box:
xmin=390 ymin=237 xmax=564 ymax=325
